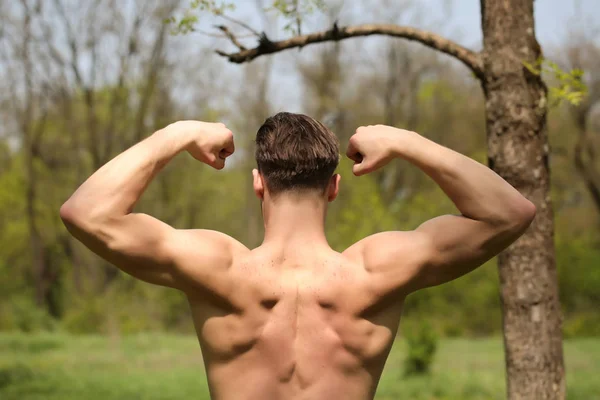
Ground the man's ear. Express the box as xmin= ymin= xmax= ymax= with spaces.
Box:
xmin=327 ymin=174 xmax=341 ymax=202
xmin=253 ymin=169 xmax=265 ymax=200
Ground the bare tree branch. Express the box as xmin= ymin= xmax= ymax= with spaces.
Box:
xmin=196 ymin=29 xmax=256 ymax=38
xmin=216 ymin=23 xmax=483 ymax=78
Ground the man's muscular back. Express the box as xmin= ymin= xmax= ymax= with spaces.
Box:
xmin=61 ymin=116 xmax=536 ymax=400
xmin=183 ymin=238 xmax=410 ymax=400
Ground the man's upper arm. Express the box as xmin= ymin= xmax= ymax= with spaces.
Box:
xmin=350 ymin=213 xmax=532 ymax=296
xmin=61 ymin=210 xmax=246 ymax=292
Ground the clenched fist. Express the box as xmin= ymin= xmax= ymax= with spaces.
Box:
xmin=169 ymin=121 xmax=235 ymax=170
xmin=346 ymin=125 xmax=412 ymax=176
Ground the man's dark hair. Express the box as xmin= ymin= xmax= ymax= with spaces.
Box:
xmin=255 ymin=112 xmax=340 ymax=195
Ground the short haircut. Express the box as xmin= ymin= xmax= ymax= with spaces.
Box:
xmin=255 ymin=112 xmax=340 ymax=195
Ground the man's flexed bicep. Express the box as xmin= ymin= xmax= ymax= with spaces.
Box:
xmin=61 ymin=120 xmax=237 ymax=291
xmin=61 ymin=210 xmax=244 ymax=292
xmin=352 ymin=212 xmax=533 ymax=298
xmin=411 ymin=213 xmax=533 ymax=290
xmin=344 ymin=124 xmax=536 ymax=296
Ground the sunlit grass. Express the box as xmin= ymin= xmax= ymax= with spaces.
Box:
xmin=0 ymin=334 xmax=598 ymax=400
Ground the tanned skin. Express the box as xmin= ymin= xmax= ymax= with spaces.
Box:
xmin=60 ymin=121 xmax=536 ymax=400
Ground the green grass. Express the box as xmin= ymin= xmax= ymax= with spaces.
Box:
xmin=0 ymin=333 xmax=598 ymax=399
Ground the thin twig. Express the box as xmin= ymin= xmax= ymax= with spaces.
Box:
xmin=219 ymin=13 xmax=261 ymax=37
xmin=216 ymin=25 xmax=247 ymax=50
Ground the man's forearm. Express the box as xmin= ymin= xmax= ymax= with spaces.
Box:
xmin=62 ymin=125 xmax=191 ymax=220
xmin=392 ymin=130 xmax=534 ymax=223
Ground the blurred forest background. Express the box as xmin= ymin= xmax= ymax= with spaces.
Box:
xmin=0 ymin=0 xmax=599 ymax=340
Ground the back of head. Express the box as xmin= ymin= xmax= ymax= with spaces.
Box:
xmin=255 ymin=112 xmax=340 ymax=196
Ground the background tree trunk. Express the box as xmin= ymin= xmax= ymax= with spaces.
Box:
xmin=481 ymin=1 xmax=565 ymax=398
xmin=566 ymin=31 xmax=600 ymax=215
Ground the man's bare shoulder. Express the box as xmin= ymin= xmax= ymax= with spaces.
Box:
xmin=166 ymin=230 xmax=249 ymax=289
xmin=341 ymin=231 xmax=432 ymax=296
xmin=342 ymin=231 xmax=428 ymax=269
xmin=171 ymin=229 xmax=248 ymax=256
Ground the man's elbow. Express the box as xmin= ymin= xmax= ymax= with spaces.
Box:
xmin=60 ymin=201 xmax=78 ymax=225
xmin=508 ymin=198 xmax=537 ymax=231
xmin=60 ymin=200 xmax=92 ymax=230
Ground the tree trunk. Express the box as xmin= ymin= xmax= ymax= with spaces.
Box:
xmin=481 ymin=1 xmax=565 ymax=398
xmin=571 ymin=86 xmax=600 ymax=214
xmin=25 ymin=138 xmax=48 ymax=309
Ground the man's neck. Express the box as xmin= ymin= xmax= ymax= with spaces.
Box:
xmin=261 ymin=193 xmax=329 ymax=248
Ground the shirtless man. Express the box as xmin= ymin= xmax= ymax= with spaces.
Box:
xmin=60 ymin=112 xmax=536 ymax=400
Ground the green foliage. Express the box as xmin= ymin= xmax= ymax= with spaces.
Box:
xmin=418 ymin=81 xmax=455 ymax=104
xmin=1 ymin=74 xmax=597 ymax=337
xmin=169 ymin=0 xmax=327 ymax=36
xmin=556 ymin=235 xmax=600 ymax=311
xmin=0 ymin=364 xmax=34 ymax=390
xmin=165 ymin=13 xmax=199 ymax=35
xmin=403 ymin=321 xmax=438 ymax=376
xmin=1 ymin=16 xmax=599 ymax=339
xmin=555 ymin=234 xmax=600 ymax=337
xmin=4 ymin=298 xmax=57 ymax=333
xmin=189 ymin=0 xmax=235 ymax=14
xmin=563 ymin=313 xmax=600 ymax=338
xmin=404 ymin=260 xmax=502 ymax=337
xmin=523 ymin=58 xmax=588 ymax=106
xmin=165 ymin=1 xmax=235 ymax=35
xmin=62 ymin=298 xmax=107 ymax=334
xmin=327 ymin=158 xmax=397 ymax=249
xmin=268 ymin=0 xmax=326 ymax=34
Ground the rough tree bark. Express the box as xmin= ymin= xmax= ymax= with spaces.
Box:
xmin=215 ymin=0 xmax=565 ymax=397
xmin=481 ymin=1 xmax=565 ymax=398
